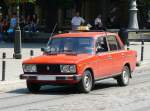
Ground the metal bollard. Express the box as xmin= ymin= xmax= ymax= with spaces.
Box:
xmin=2 ymin=53 xmax=6 ymax=59
xmin=140 ymin=40 xmax=144 ymax=61
xmin=2 ymin=53 xmax=6 ymax=81
xmin=30 ymin=50 xmax=34 ymax=57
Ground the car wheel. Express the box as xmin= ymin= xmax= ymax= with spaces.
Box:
xmin=117 ymin=66 xmax=130 ymax=86
xmin=78 ymin=70 xmax=93 ymax=93
xmin=27 ymin=81 xmax=41 ymax=93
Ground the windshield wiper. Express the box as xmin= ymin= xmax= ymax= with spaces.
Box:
xmin=65 ymin=52 xmax=77 ymax=56
xmin=59 ymin=49 xmax=77 ymax=55
xmin=61 ymin=49 xmax=73 ymax=52
xmin=45 ymin=51 xmax=58 ymax=55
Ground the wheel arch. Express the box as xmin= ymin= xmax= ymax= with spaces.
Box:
xmin=85 ymin=68 xmax=95 ymax=81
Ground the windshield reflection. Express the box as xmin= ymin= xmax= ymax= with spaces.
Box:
xmin=46 ymin=37 xmax=94 ymax=54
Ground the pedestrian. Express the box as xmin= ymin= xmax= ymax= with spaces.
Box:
xmin=0 ymin=14 xmax=3 ymax=42
xmin=94 ymin=14 xmax=103 ymax=30
xmin=2 ymin=17 xmax=9 ymax=32
xmin=24 ymin=15 xmax=32 ymax=32
xmin=71 ymin=12 xmax=85 ymax=30
xmin=20 ymin=15 xmax=26 ymax=30
xmin=10 ymin=14 xmax=17 ymax=29
xmin=7 ymin=13 xmax=17 ymax=42
xmin=31 ymin=14 xmax=39 ymax=32
xmin=118 ymin=28 xmax=129 ymax=47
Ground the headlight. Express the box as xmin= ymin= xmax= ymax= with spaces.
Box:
xmin=23 ymin=64 xmax=37 ymax=72
xmin=60 ymin=65 xmax=76 ymax=73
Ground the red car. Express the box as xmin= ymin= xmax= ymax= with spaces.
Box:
xmin=20 ymin=31 xmax=137 ymax=93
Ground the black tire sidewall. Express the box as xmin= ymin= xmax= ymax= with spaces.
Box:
xmin=26 ymin=80 xmax=41 ymax=92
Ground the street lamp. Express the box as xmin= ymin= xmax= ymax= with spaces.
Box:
xmin=13 ymin=0 xmax=22 ymax=59
xmin=128 ymin=0 xmax=139 ymax=29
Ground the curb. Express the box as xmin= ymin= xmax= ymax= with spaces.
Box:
xmin=0 ymin=80 xmax=25 ymax=85
xmin=138 ymin=61 xmax=150 ymax=65
xmin=136 ymin=61 xmax=150 ymax=69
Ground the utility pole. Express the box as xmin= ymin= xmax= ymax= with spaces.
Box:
xmin=13 ymin=0 xmax=22 ymax=59
xmin=128 ymin=0 xmax=139 ymax=29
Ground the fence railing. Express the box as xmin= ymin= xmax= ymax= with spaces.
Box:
xmin=107 ymin=29 xmax=150 ymax=42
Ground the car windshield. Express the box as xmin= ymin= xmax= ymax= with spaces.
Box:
xmin=46 ymin=37 xmax=94 ymax=54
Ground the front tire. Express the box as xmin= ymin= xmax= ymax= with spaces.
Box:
xmin=78 ymin=70 xmax=93 ymax=93
xmin=117 ymin=66 xmax=130 ymax=86
xmin=27 ymin=81 xmax=41 ymax=93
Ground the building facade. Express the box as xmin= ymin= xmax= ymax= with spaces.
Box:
xmin=38 ymin=0 xmax=150 ymax=31
xmin=0 ymin=0 xmax=149 ymax=32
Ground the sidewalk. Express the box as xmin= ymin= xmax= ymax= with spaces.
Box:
xmin=129 ymin=42 xmax=150 ymax=64
xmin=0 ymin=43 xmax=45 ymax=84
xmin=0 ymin=42 xmax=150 ymax=85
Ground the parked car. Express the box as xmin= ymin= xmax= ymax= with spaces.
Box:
xmin=20 ymin=31 xmax=137 ymax=93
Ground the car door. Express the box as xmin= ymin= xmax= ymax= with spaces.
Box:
xmin=107 ymin=35 xmax=125 ymax=75
xmin=95 ymin=37 xmax=113 ymax=79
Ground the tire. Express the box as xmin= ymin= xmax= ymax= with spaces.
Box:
xmin=78 ymin=70 xmax=93 ymax=93
xmin=117 ymin=66 xmax=130 ymax=86
xmin=26 ymin=81 xmax=41 ymax=93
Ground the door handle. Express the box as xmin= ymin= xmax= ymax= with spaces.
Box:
xmin=121 ymin=53 xmax=125 ymax=56
xmin=107 ymin=55 xmax=112 ymax=60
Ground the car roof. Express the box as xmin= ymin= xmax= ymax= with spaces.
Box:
xmin=53 ymin=32 xmax=117 ymax=38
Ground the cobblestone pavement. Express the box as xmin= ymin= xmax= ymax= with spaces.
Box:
xmin=0 ymin=64 xmax=150 ymax=111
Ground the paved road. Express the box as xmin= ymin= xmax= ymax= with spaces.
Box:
xmin=0 ymin=64 xmax=150 ymax=111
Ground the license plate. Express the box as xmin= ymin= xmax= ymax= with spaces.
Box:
xmin=38 ymin=75 xmax=56 ymax=81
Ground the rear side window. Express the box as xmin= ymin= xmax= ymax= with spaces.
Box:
xmin=107 ymin=35 xmax=121 ymax=51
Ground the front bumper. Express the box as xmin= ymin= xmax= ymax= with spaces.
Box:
xmin=20 ymin=74 xmax=81 ymax=81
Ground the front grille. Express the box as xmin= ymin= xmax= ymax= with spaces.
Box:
xmin=37 ymin=64 xmax=61 ymax=74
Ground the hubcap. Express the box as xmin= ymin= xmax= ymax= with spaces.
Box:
xmin=84 ymin=72 xmax=92 ymax=89
xmin=123 ymin=70 xmax=129 ymax=84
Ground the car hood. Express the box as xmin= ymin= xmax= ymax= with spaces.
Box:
xmin=23 ymin=54 xmax=94 ymax=64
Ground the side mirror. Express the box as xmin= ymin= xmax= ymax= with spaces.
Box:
xmin=41 ymin=47 xmax=51 ymax=53
xmin=41 ymin=47 xmax=45 ymax=52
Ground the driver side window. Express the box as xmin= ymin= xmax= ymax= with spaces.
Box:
xmin=96 ymin=37 xmax=108 ymax=53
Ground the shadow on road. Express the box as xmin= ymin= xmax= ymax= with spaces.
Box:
xmin=94 ymin=82 xmax=118 ymax=90
xmin=6 ymin=82 xmax=118 ymax=95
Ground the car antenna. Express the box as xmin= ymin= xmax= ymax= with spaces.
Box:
xmin=50 ymin=23 xmax=58 ymax=37
xmin=46 ymin=23 xmax=57 ymax=47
